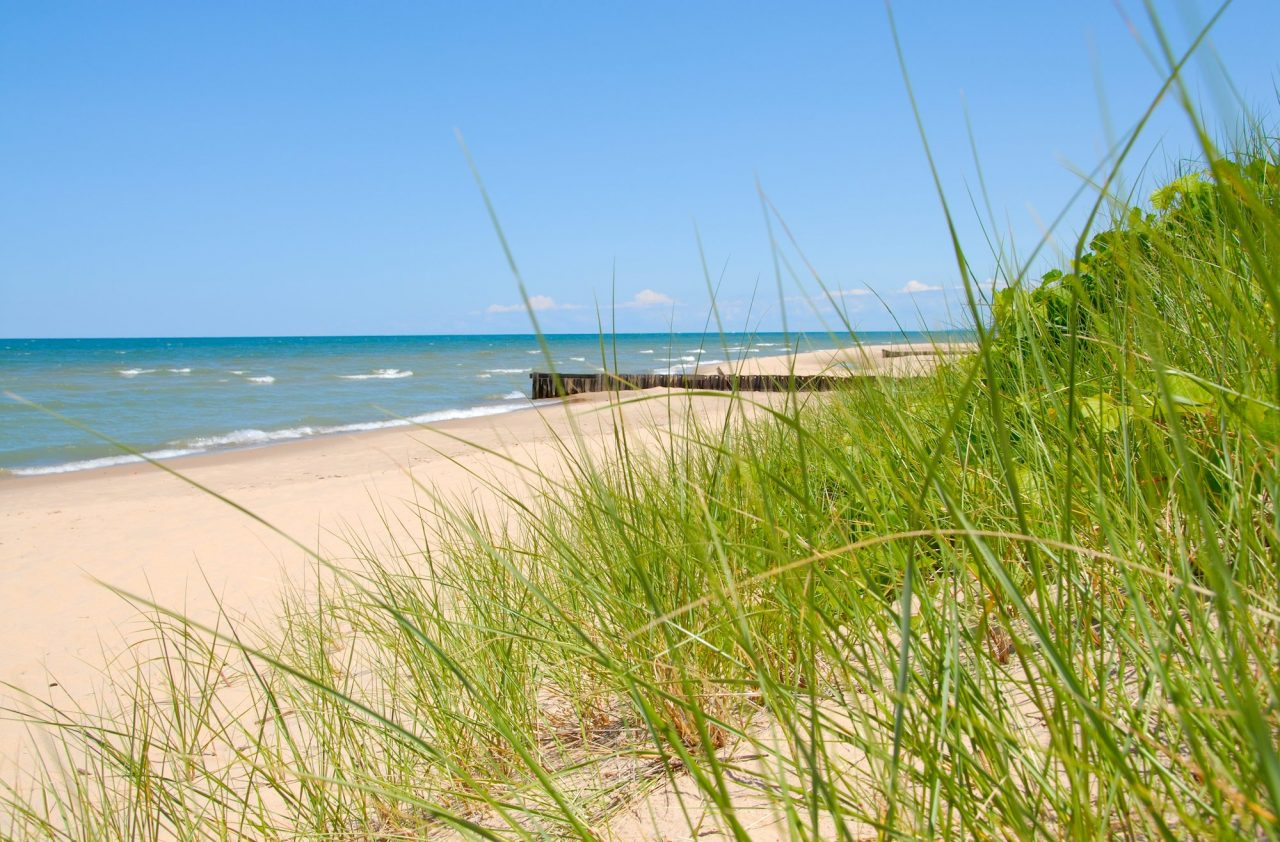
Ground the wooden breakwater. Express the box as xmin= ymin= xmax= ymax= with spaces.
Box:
xmin=881 ymin=345 xmax=974 ymax=358
xmin=529 ymin=371 xmax=858 ymax=400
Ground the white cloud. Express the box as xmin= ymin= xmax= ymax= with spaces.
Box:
xmin=835 ymin=287 xmax=872 ymax=297
xmin=486 ymin=294 xmax=580 ymax=314
xmin=619 ymin=288 xmax=675 ymax=309
xmin=899 ymin=280 xmax=942 ymax=294
xmin=630 ymin=288 xmax=674 ymax=307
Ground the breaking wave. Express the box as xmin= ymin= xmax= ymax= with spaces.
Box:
xmin=9 ymin=449 xmax=206 ymax=477
xmin=338 ymin=368 xmax=413 ymax=380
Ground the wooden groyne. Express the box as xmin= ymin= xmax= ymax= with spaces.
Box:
xmin=529 ymin=371 xmax=857 ymax=400
xmin=881 ymin=345 xmax=973 ymax=358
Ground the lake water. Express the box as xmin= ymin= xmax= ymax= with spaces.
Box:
xmin=0 ymin=331 xmax=960 ymax=476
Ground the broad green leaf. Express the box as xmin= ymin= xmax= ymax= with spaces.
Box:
xmin=1164 ymin=373 xmax=1214 ymax=412
xmin=1076 ymin=391 xmax=1125 ymax=432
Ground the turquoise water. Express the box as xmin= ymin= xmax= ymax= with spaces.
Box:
xmin=0 ymin=332 xmax=958 ymax=476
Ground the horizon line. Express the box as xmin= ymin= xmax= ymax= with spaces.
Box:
xmin=2 ymin=328 xmax=972 ymax=342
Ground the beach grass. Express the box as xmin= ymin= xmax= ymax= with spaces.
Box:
xmin=4 ymin=12 xmax=1280 ymax=840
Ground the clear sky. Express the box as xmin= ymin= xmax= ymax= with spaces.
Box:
xmin=1 ymin=2 xmax=1277 ymax=338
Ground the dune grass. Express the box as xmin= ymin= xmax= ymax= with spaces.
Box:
xmin=4 ymin=13 xmax=1280 ymax=840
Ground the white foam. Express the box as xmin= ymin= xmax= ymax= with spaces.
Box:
xmin=570 ymin=356 xmax=586 ymax=362
xmin=118 ymin=368 xmax=156 ymax=377
xmin=485 ymin=368 xmax=530 ymax=374
xmin=11 ymin=402 xmax=535 ymax=478
xmin=230 ymin=370 xmax=247 ymax=375
xmin=405 ymin=405 xmax=524 ymax=425
xmin=321 ymin=420 xmax=407 ymax=433
xmin=10 ymin=448 xmax=206 ymax=477
xmin=476 ymin=373 xmax=492 ymax=379
xmin=307 ymin=406 xmax=526 ymax=434
xmin=338 ymin=368 xmax=413 ymax=380
xmin=638 ymin=349 xmax=654 ymax=354
xmin=183 ymin=405 xmax=529 ymax=448
xmin=757 ymin=342 xmax=778 ymax=347
xmin=168 ymin=368 xmax=192 ymax=374
xmin=247 ymin=376 xmax=275 ymax=384
xmin=527 ymin=349 xmax=541 ymax=355
xmin=501 ymin=391 xmax=527 ymax=400
xmin=184 ymin=428 xmax=313 ymax=448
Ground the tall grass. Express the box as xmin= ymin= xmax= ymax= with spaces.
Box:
xmin=4 ymin=13 xmax=1280 ymax=841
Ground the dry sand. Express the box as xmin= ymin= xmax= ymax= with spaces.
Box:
xmin=0 ymin=342 xmax=968 ymax=824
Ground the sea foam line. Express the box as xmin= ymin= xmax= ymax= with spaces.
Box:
xmin=9 ymin=448 xmax=207 ymax=477
xmin=182 ymin=405 xmax=527 ymax=447
xmin=7 ymin=403 xmax=533 ymax=478
xmin=338 ymin=368 xmax=413 ymax=380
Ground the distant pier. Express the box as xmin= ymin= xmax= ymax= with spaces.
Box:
xmin=529 ymin=371 xmax=859 ymax=400
xmin=529 ymin=345 xmax=973 ymax=399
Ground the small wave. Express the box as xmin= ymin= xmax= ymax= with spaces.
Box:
xmin=756 ymin=342 xmax=778 ymax=347
xmin=184 ymin=428 xmax=311 ymax=448
xmin=569 ymin=356 xmax=586 ymax=362
xmin=638 ymin=349 xmax=654 ymax=354
xmin=500 ymin=390 xmax=527 ymax=400
xmin=10 ymin=448 xmax=205 ymax=477
xmin=476 ymin=373 xmax=492 ymax=379
xmin=118 ymin=368 xmax=156 ymax=377
xmin=318 ymin=419 xmax=411 ymax=434
xmin=230 ymin=370 xmax=247 ymax=375
xmin=407 ymin=405 xmax=525 ymax=424
xmin=527 ymin=349 xmax=541 ymax=355
xmin=247 ymin=376 xmax=275 ymax=384
xmin=11 ymin=402 xmax=538 ymax=476
xmin=168 ymin=367 xmax=192 ymax=374
xmin=338 ymin=368 xmax=413 ymax=380
xmin=485 ymin=368 xmax=530 ymax=374
xmin=680 ymin=355 xmax=697 ymax=362
xmin=319 ymin=406 xmax=525 ymax=433
xmin=184 ymin=405 xmax=531 ymax=448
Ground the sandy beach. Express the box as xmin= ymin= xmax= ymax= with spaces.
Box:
xmin=0 ymin=344 xmax=962 ymax=771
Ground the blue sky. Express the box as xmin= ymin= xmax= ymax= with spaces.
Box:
xmin=1 ymin=2 xmax=1277 ymax=338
